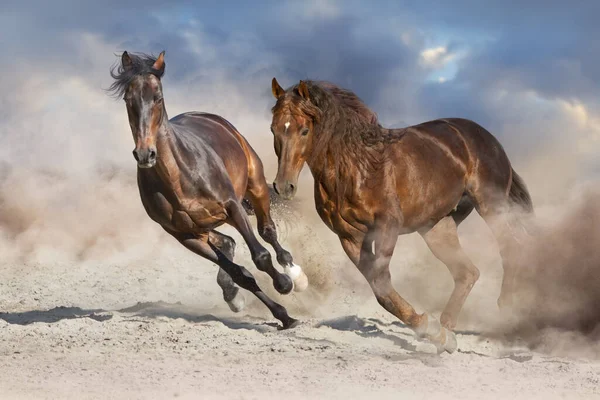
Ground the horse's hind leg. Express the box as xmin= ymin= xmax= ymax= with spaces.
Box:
xmin=340 ymin=225 xmax=457 ymax=354
xmin=480 ymin=209 xmax=522 ymax=311
xmin=420 ymin=216 xmax=480 ymax=330
xmin=208 ymin=230 xmax=246 ymax=313
xmin=244 ymin=163 xmax=308 ymax=292
xmin=471 ymin=182 xmax=522 ymax=310
xmin=226 ymin=199 xmax=294 ymax=295
xmin=172 ymin=231 xmax=298 ymax=329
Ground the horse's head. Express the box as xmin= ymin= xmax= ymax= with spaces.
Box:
xmin=110 ymin=51 xmax=167 ymax=168
xmin=270 ymin=78 xmax=318 ymax=200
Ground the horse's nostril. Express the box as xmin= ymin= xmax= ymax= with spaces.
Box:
xmin=273 ymin=182 xmax=280 ymax=194
xmin=132 ymin=150 xmax=139 ymax=161
xmin=289 ymin=183 xmax=295 ymax=192
xmin=149 ymin=149 xmax=157 ymax=160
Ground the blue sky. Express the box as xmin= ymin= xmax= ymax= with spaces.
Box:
xmin=1 ymin=0 xmax=599 ymax=199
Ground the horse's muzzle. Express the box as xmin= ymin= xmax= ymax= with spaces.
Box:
xmin=133 ymin=146 xmax=157 ymax=168
xmin=273 ymin=180 xmax=297 ymax=200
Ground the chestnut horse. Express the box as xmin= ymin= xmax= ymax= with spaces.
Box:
xmin=269 ymin=78 xmax=533 ymax=352
xmin=108 ymin=51 xmax=308 ymax=329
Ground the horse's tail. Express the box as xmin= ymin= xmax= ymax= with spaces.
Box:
xmin=508 ymin=168 xmax=534 ymax=214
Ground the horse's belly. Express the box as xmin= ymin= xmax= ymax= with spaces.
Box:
xmin=181 ymin=200 xmax=228 ymax=230
xmin=142 ymin=192 xmax=226 ymax=233
xmin=399 ymin=187 xmax=465 ymax=230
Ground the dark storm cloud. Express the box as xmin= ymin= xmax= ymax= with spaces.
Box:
xmin=2 ymin=0 xmax=598 ymax=146
xmin=254 ymin=14 xmax=420 ymax=105
xmin=2 ymin=0 xmax=422 ymax=102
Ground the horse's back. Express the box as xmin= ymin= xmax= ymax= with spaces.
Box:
xmin=407 ymin=117 xmax=511 ymax=172
xmin=407 ymin=117 xmax=512 ymax=202
xmin=170 ymin=112 xmax=251 ymax=198
xmin=170 ymin=112 xmax=242 ymax=146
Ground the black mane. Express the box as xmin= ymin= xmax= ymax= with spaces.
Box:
xmin=108 ymin=52 xmax=165 ymax=99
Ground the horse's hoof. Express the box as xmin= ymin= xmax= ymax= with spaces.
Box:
xmin=284 ymin=263 xmax=309 ymax=292
xmin=226 ymin=291 xmax=246 ymax=313
xmin=279 ymin=318 xmax=300 ymax=330
xmin=442 ymin=329 xmax=458 ymax=354
xmin=413 ymin=314 xmax=457 ymax=354
xmin=414 ymin=313 xmax=441 ymax=338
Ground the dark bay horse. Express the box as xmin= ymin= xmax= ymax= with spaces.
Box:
xmin=108 ymin=51 xmax=308 ymax=329
xmin=269 ymin=78 xmax=533 ymax=352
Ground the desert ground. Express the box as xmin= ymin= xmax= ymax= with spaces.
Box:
xmin=0 ymin=174 xmax=599 ymax=400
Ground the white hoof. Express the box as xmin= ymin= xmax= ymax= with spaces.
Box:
xmin=414 ymin=313 xmax=441 ymax=338
xmin=284 ymin=263 xmax=309 ymax=292
xmin=443 ymin=329 xmax=458 ymax=354
xmin=226 ymin=291 xmax=246 ymax=313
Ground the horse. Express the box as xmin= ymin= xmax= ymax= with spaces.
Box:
xmin=269 ymin=78 xmax=534 ymax=352
xmin=107 ymin=51 xmax=309 ymax=330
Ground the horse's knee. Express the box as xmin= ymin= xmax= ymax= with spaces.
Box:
xmin=259 ymin=223 xmax=277 ymax=242
xmin=260 ymin=224 xmax=294 ymax=266
xmin=368 ymin=269 xmax=395 ymax=308
xmin=364 ymin=258 xmax=393 ymax=290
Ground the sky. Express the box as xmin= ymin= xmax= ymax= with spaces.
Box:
xmin=2 ymin=1 xmax=599 ymax=164
xmin=0 ymin=0 xmax=599 ymax=261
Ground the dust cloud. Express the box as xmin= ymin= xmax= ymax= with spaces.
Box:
xmin=0 ymin=43 xmax=599 ymax=359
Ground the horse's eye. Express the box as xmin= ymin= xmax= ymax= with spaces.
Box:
xmin=155 ymin=97 xmax=163 ymax=104
xmin=301 ymin=128 xmax=309 ymax=136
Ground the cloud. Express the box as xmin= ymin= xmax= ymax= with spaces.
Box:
xmin=420 ymin=46 xmax=454 ymax=68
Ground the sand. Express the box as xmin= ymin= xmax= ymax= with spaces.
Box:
xmin=1 ymin=193 xmax=599 ymax=400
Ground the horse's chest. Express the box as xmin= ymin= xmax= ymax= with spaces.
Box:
xmin=315 ymin=185 xmax=368 ymax=235
xmin=315 ymin=192 xmax=338 ymax=230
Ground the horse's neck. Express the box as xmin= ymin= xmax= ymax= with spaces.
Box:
xmin=307 ymin=142 xmax=361 ymax=206
xmin=153 ymin=124 xmax=183 ymax=187
xmin=307 ymin=123 xmax=386 ymax=206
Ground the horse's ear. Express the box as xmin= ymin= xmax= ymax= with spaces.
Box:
xmin=298 ymin=80 xmax=310 ymax=100
xmin=152 ymin=51 xmax=166 ymax=76
xmin=272 ymin=77 xmax=285 ymax=99
xmin=121 ymin=51 xmax=133 ymax=72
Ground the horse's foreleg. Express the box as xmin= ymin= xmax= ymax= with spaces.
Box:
xmin=208 ymin=230 xmax=245 ymax=313
xmin=227 ymin=200 xmax=294 ymax=295
xmin=172 ymin=231 xmax=298 ymax=329
xmin=244 ymin=183 xmax=308 ymax=292
xmin=419 ymin=217 xmax=480 ymax=330
xmin=340 ymin=227 xmax=457 ymax=354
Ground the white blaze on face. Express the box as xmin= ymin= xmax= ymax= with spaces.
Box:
xmin=284 ymin=121 xmax=290 ymax=132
